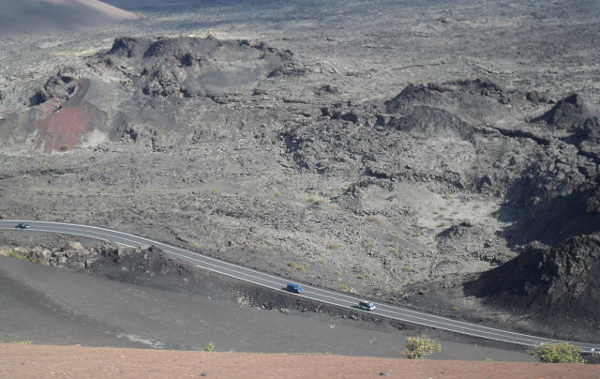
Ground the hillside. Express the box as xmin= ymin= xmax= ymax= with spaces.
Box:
xmin=0 ymin=0 xmax=138 ymax=34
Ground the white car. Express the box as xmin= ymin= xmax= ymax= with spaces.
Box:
xmin=357 ymin=301 xmax=376 ymax=311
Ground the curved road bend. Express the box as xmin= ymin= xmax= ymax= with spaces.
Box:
xmin=1 ymin=219 xmax=599 ymax=353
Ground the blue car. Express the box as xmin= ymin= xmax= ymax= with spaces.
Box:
xmin=286 ymin=282 xmax=305 ymax=293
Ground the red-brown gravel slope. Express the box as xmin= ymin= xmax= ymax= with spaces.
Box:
xmin=1 ymin=344 xmax=598 ymax=379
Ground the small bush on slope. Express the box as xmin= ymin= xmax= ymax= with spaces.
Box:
xmin=404 ymin=336 xmax=442 ymax=359
xmin=528 ymin=343 xmax=584 ymax=363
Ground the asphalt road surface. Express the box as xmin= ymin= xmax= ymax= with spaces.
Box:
xmin=2 ymin=219 xmax=599 ymax=353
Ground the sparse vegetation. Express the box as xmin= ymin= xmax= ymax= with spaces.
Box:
xmin=389 ymin=247 xmax=403 ymax=258
xmin=306 ymin=196 xmax=327 ymax=208
xmin=4 ymin=250 xmax=43 ymax=264
xmin=528 ymin=343 xmax=585 ymax=363
xmin=404 ymin=336 xmax=442 ymax=359
xmin=204 ymin=342 xmax=215 ymax=352
xmin=339 ymin=283 xmax=355 ymax=293
xmin=287 ymin=262 xmax=305 ymax=271
xmin=366 ymin=215 xmax=383 ymax=224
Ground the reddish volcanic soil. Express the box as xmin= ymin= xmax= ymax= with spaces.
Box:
xmin=36 ymin=105 xmax=91 ymax=152
xmin=1 ymin=344 xmax=598 ymax=379
xmin=33 ymin=79 xmax=99 ymax=152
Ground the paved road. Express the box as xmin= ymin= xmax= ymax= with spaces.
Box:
xmin=2 ymin=219 xmax=599 ymax=353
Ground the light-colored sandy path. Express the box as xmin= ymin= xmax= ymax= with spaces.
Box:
xmin=1 ymin=344 xmax=598 ymax=379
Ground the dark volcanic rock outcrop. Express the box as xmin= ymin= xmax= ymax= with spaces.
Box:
xmin=532 ymin=93 xmax=591 ymax=129
xmin=29 ymin=68 xmax=80 ymax=106
xmin=384 ymin=83 xmax=449 ymax=113
xmin=387 ymin=106 xmax=473 ymax=140
xmin=280 ymin=79 xmax=600 ymax=329
xmin=97 ymin=36 xmax=294 ymax=99
xmin=281 ymin=78 xmax=533 ymax=186
xmin=91 ymin=36 xmax=296 ymax=148
xmin=503 ymin=173 xmax=600 ymax=245
xmin=1 ymin=36 xmax=295 ymax=152
xmin=384 ymin=79 xmax=525 ymax=123
xmin=465 ymin=235 xmax=600 ymax=322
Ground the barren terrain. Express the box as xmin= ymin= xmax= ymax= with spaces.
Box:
xmin=2 ymin=344 xmax=599 ymax=379
xmin=0 ymin=252 xmax=533 ymax=360
xmin=1 ymin=0 xmax=600 ymax=349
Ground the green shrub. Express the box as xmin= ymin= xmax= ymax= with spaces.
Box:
xmin=7 ymin=250 xmax=43 ymax=264
xmin=7 ymin=250 xmax=25 ymax=260
xmin=528 ymin=343 xmax=585 ymax=363
xmin=404 ymin=336 xmax=442 ymax=359
xmin=204 ymin=342 xmax=215 ymax=352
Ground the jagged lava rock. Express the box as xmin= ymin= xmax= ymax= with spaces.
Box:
xmin=467 ymin=234 xmax=600 ymax=321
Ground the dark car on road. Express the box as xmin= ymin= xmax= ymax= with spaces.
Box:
xmin=15 ymin=223 xmax=30 ymax=229
xmin=286 ymin=282 xmax=305 ymax=293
